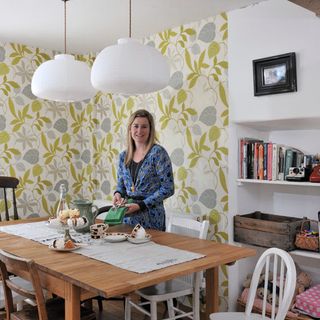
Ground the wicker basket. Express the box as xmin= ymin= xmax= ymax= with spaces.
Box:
xmin=295 ymin=220 xmax=319 ymax=252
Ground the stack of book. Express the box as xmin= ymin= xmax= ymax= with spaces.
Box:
xmin=239 ymin=137 xmax=306 ymax=181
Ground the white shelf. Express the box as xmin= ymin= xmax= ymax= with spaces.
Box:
xmin=237 ymin=179 xmax=320 ymax=188
xmin=234 ymin=117 xmax=320 ymax=131
xmin=290 ymin=250 xmax=320 ymax=259
xmin=233 ymin=242 xmax=320 ymax=259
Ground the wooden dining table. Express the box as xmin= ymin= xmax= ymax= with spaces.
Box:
xmin=0 ymin=218 xmax=255 ymax=320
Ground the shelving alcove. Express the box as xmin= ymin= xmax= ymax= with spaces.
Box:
xmin=229 ymin=116 xmax=320 ymax=311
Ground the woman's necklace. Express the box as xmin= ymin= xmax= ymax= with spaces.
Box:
xmin=130 ymin=160 xmax=142 ymax=192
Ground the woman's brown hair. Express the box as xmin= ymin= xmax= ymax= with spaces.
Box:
xmin=125 ymin=109 xmax=158 ymax=166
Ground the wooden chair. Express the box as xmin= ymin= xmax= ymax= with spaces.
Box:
xmin=124 ymin=216 xmax=210 ymax=320
xmin=0 ymin=176 xmax=34 ymax=313
xmin=0 ymin=176 xmax=19 ymax=221
xmin=210 ymin=248 xmax=297 ymax=320
xmin=0 ymin=249 xmax=96 ymax=320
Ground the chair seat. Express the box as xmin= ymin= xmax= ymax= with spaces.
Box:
xmin=137 ymin=278 xmax=193 ymax=302
xmin=210 ymin=312 xmax=271 ymax=320
xmin=10 ymin=297 xmax=96 ymax=320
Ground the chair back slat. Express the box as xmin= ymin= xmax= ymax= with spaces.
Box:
xmin=0 ymin=176 xmax=19 ymax=221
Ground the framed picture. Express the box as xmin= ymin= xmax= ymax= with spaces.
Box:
xmin=253 ymin=52 xmax=297 ymax=96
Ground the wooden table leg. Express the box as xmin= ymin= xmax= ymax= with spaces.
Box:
xmin=205 ymin=267 xmax=219 ymax=319
xmin=65 ymin=282 xmax=81 ymax=320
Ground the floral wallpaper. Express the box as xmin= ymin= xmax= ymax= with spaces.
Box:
xmin=0 ymin=13 xmax=228 ymax=308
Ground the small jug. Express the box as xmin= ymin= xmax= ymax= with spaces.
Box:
xmin=72 ymin=199 xmax=99 ymax=233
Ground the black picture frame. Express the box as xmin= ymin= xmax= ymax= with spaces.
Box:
xmin=253 ymin=52 xmax=297 ymax=96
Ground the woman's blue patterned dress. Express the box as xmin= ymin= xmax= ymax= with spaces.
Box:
xmin=116 ymin=144 xmax=174 ymax=231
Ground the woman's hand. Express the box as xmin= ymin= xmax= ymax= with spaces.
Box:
xmin=125 ymin=203 xmax=140 ymax=215
xmin=112 ymin=192 xmax=124 ymax=206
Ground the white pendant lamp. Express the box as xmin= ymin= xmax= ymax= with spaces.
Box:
xmin=91 ymin=0 xmax=170 ymax=95
xmin=31 ymin=0 xmax=96 ymax=102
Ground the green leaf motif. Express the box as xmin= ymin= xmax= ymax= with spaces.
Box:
xmin=32 ymin=164 xmax=43 ymax=177
xmin=31 ymin=100 xmax=42 ymax=112
xmin=185 ymin=50 xmax=193 ymax=72
xmin=127 ymin=97 xmax=134 ymax=110
xmin=219 ymin=168 xmax=228 ymax=193
xmin=106 ymin=133 xmax=113 ymax=145
xmin=185 ymin=28 xmax=196 ymax=36
xmin=185 ymin=187 xmax=197 ymax=195
xmin=177 ymin=167 xmax=187 ymax=181
xmin=177 ymin=89 xmax=187 ymax=104
xmin=208 ymin=42 xmax=220 ymax=59
xmin=209 ymin=126 xmax=221 ymax=142
xmin=219 ymin=82 xmax=228 ymax=108
xmin=0 ymin=63 xmax=9 ymax=76
xmin=62 ymin=133 xmax=71 ymax=144
xmin=0 ymin=132 xmax=10 ymax=144
xmin=209 ymin=209 xmax=221 ymax=225
xmin=9 ymin=165 xmax=16 ymax=178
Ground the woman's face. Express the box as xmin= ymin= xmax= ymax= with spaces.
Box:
xmin=130 ymin=116 xmax=150 ymax=146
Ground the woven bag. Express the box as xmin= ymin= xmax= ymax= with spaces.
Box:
xmin=295 ymin=220 xmax=319 ymax=252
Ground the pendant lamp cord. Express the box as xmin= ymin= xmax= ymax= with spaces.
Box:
xmin=63 ymin=0 xmax=69 ymax=54
xmin=129 ymin=0 xmax=132 ymax=38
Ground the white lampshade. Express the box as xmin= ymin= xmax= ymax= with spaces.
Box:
xmin=91 ymin=38 xmax=170 ymax=95
xmin=31 ymin=54 xmax=96 ymax=102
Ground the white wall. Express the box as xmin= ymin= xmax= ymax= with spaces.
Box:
xmin=228 ymin=0 xmax=320 ymax=311
xmin=229 ymin=0 xmax=320 ymax=123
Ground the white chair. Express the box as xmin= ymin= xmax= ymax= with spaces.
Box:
xmin=210 ymin=247 xmax=296 ymax=320
xmin=125 ymin=216 xmax=209 ymax=320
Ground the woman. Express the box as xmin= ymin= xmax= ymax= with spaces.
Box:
xmin=113 ymin=109 xmax=174 ymax=231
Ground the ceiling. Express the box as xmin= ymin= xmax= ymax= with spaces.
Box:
xmin=0 ymin=0 xmax=267 ymax=54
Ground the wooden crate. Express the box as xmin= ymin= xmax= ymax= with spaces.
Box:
xmin=234 ymin=211 xmax=303 ymax=251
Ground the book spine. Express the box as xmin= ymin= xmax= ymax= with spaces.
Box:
xmin=243 ymin=142 xmax=248 ymax=179
xmin=239 ymin=138 xmax=244 ymax=178
xmin=263 ymin=143 xmax=268 ymax=180
xmin=247 ymin=143 xmax=254 ymax=179
xmin=253 ymin=142 xmax=259 ymax=179
xmin=258 ymin=143 xmax=264 ymax=180
xmin=278 ymin=146 xmax=286 ymax=181
xmin=267 ymin=143 xmax=273 ymax=181
xmin=272 ymin=143 xmax=278 ymax=181
xmin=284 ymin=149 xmax=294 ymax=179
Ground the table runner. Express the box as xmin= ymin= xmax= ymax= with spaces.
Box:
xmin=0 ymin=221 xmax=205 ymax=274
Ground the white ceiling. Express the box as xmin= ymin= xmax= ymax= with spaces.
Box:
xmin=0 ymin=0 xmax=266 ymax=54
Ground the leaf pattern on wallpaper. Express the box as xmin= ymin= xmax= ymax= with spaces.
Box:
xmin=9 ymin=44 xmax=33 ymax=65
xmin=41 ymin=133 xmax=63 ymax=165
xmin=0 ymin=75 xmax=20 ymax=96
xmin=0 ymin=12 xmax=229 ymax=310
xmin=158 ymin=29 xmax=178 ymax=54
xmin=31 ymin=47 xmax=51 ymax=67
xmin=9 ymin=98 xmax=32 ymax=131
xmin=186 ymin=128 xmax=210 ymax=168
